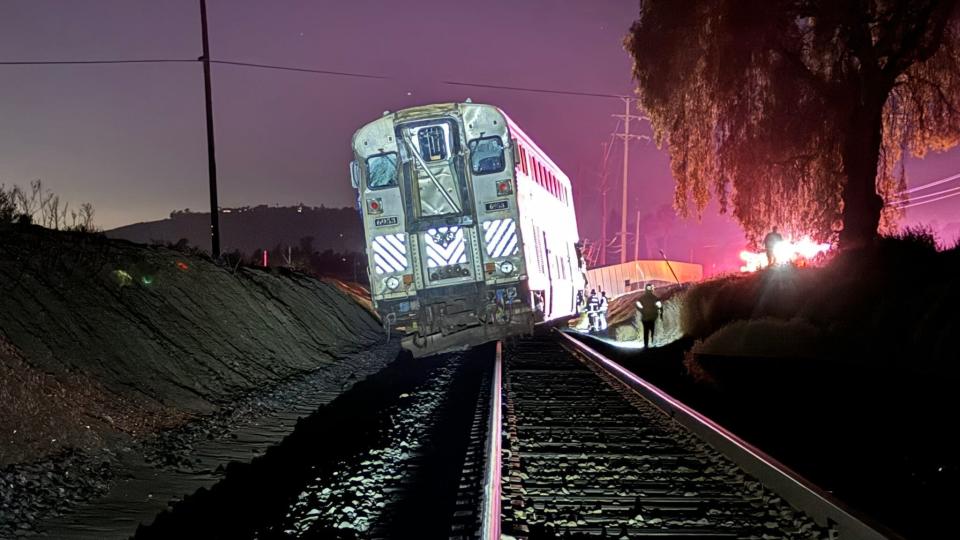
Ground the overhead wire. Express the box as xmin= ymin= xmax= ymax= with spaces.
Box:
xmin=210 ymin=59 xmax=389 ymax=80
xmin=889 ymin=184 xmax=960 ymax=205
xmin=0 ymin=59 xmax=195 ymax=66
xmin=0 ymin=56 xmax=628 ymax=100
xmin=896 ymin=172 xmax=960 ymax=194
xmin=894 ymin=189 xmax=960 ymax=209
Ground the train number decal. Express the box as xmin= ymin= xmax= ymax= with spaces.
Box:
xmin=484 ymin=200 xmax=509 ymax=212
xmin=374 ymin=216 xmax=399 ymax=227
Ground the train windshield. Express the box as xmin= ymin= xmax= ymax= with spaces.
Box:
xmin=366 ymin=153 xmax=399 ymax=189
xmin=468 ymin=136 xmax=505 ymax=175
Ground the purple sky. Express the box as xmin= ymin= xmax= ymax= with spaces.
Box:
xmin=1 ymin=0 xmax=958 ymax=258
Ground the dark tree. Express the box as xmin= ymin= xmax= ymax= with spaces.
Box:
xmin=625 ymin=0 xmax=960 ymax=248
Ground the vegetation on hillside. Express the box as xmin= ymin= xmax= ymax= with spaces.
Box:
xmin=0 ymin=180 xmax=96 ymax=231
xmin=682 ymin=230 xmax=960 ymax=373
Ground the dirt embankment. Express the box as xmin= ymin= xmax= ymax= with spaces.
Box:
xmin=682 ymin=234 xmax=960 ymax=374
xmin=0 ymin=225 xmax=384 ymax=467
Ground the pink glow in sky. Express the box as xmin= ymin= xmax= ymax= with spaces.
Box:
xmin=1 ymin=0 xmax=957 ymax=267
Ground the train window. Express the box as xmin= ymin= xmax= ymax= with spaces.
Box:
xmin=417 ymin=126 xmax=448 ymax=162
xmin=468 ymin=136 xmax=505 ymax=175
xmin=365 ymin=153 xmax=399 ymax=189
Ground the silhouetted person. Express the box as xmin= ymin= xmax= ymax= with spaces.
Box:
xmin=635 ymin=283 xmax=663 ymax=348
xmin=763 ymin=226 xmax=784 ymax=266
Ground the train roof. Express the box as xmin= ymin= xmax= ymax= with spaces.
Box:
xmin=500 ymin=110 xmax=569 ymax=184
xmin=352 ymin=102 xmax=569 ymax=184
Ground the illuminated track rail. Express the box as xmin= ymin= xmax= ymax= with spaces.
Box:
xmin=483 ymin=332 xmax=898 ymax=539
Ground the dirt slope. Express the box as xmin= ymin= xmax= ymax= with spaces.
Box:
xmin=0 ymin=225 xmax=384 ymax=465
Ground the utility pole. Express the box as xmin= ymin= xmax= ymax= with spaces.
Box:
xmin=199 ymin=0 xmax=221 ymax=258
xmin=612 ymin=98 xmax=647 ymax=264
xmin=634 ymin=209 xmax=641 ymax=261
xmin=599 ymin=141 xmax=613 ymax=266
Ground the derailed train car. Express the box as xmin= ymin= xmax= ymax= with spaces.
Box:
xmin=350 ymin=102 xmax=586 ymax=357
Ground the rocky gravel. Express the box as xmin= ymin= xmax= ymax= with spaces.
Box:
xmin=133 ymin=345 xmax=492 ymax=540
xmin=0 ymin=342 xmax=399 ymax=539
xmin=142 ymin=341 xmax=399 ymax=472
xmin=0 ymin=449 xmax=114 ymax=538
xmin=279 ymin=358 xmax=461 ymax=536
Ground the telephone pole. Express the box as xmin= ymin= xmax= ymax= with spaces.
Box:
xmin=598 ymin=140 xmax=614 ymax=266
xmin=199 ymin=0 xmax=221 ymax=258
xmin=612 ymin=98 xmax=648 ymax=264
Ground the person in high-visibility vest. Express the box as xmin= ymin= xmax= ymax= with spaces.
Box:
xmin=598 ymin=291 xmax=609 ymax=333
xmin=586 ymin=289 xmax=600 ymax=332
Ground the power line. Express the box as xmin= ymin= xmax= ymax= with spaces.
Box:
xmin=441 ymin=79 xmax=627 ymax=99
xmin=0 ymin=59 xmax=195 ymax=66
xmin=897 ymin=171 xmax=960 ymax=194
xmin=0 ymin=56 xmax=627 ymax=99
xmin=889 ymin=184 xmax=960 ymax=205
xmin=211 ymin=60 xmax=389 ymax=80
xmin=894 ymin=189 xmax=960 ymax=209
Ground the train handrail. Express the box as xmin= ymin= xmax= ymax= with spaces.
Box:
xmin=556 ymin=330 xmax=903 ymax=540
xmin=479 ymin=341 xmax=502 ymax=539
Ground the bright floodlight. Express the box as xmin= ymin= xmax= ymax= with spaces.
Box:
xmin=773 ymin=241 xmax=792 ymax=265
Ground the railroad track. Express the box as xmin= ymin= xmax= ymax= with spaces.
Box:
xmin=472 ymin=331 xmax=897 ymax=540
xmin=128 ymin=332 xmax=895 ymax=539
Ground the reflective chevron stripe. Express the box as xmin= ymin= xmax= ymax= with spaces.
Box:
xmin=482 ymin=218 xmax=519 ymax=258
xmin=372 ymin=233 xmax=408 ymax=274
xmin=424 ymin=227 xmax=467 ymax=268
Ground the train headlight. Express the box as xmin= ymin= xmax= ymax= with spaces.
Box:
xmin=385 ymin=276 xmax=401 ymax=290
xmin=499 ymin=261 xmax=515 ymax=275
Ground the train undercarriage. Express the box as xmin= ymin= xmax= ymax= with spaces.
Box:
xmin=383 ymin=284 xmax=536 ymax=357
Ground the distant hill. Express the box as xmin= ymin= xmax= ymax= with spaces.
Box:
xmin=107 ymin=205 xmax=364 ymax=255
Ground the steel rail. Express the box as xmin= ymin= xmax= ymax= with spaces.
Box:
xmin=478 ymin=340 xmax=502 ymax=539
xmin=556 ymin=330 xmax=903 ymax=540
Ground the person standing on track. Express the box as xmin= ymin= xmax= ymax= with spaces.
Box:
xmin=598 ymin=291 xmax=609 ymax=333
xmin=635 ymin=283 xmax=663 ymax=348
xmin=586 ymin=289 xmax=600 ymax=333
